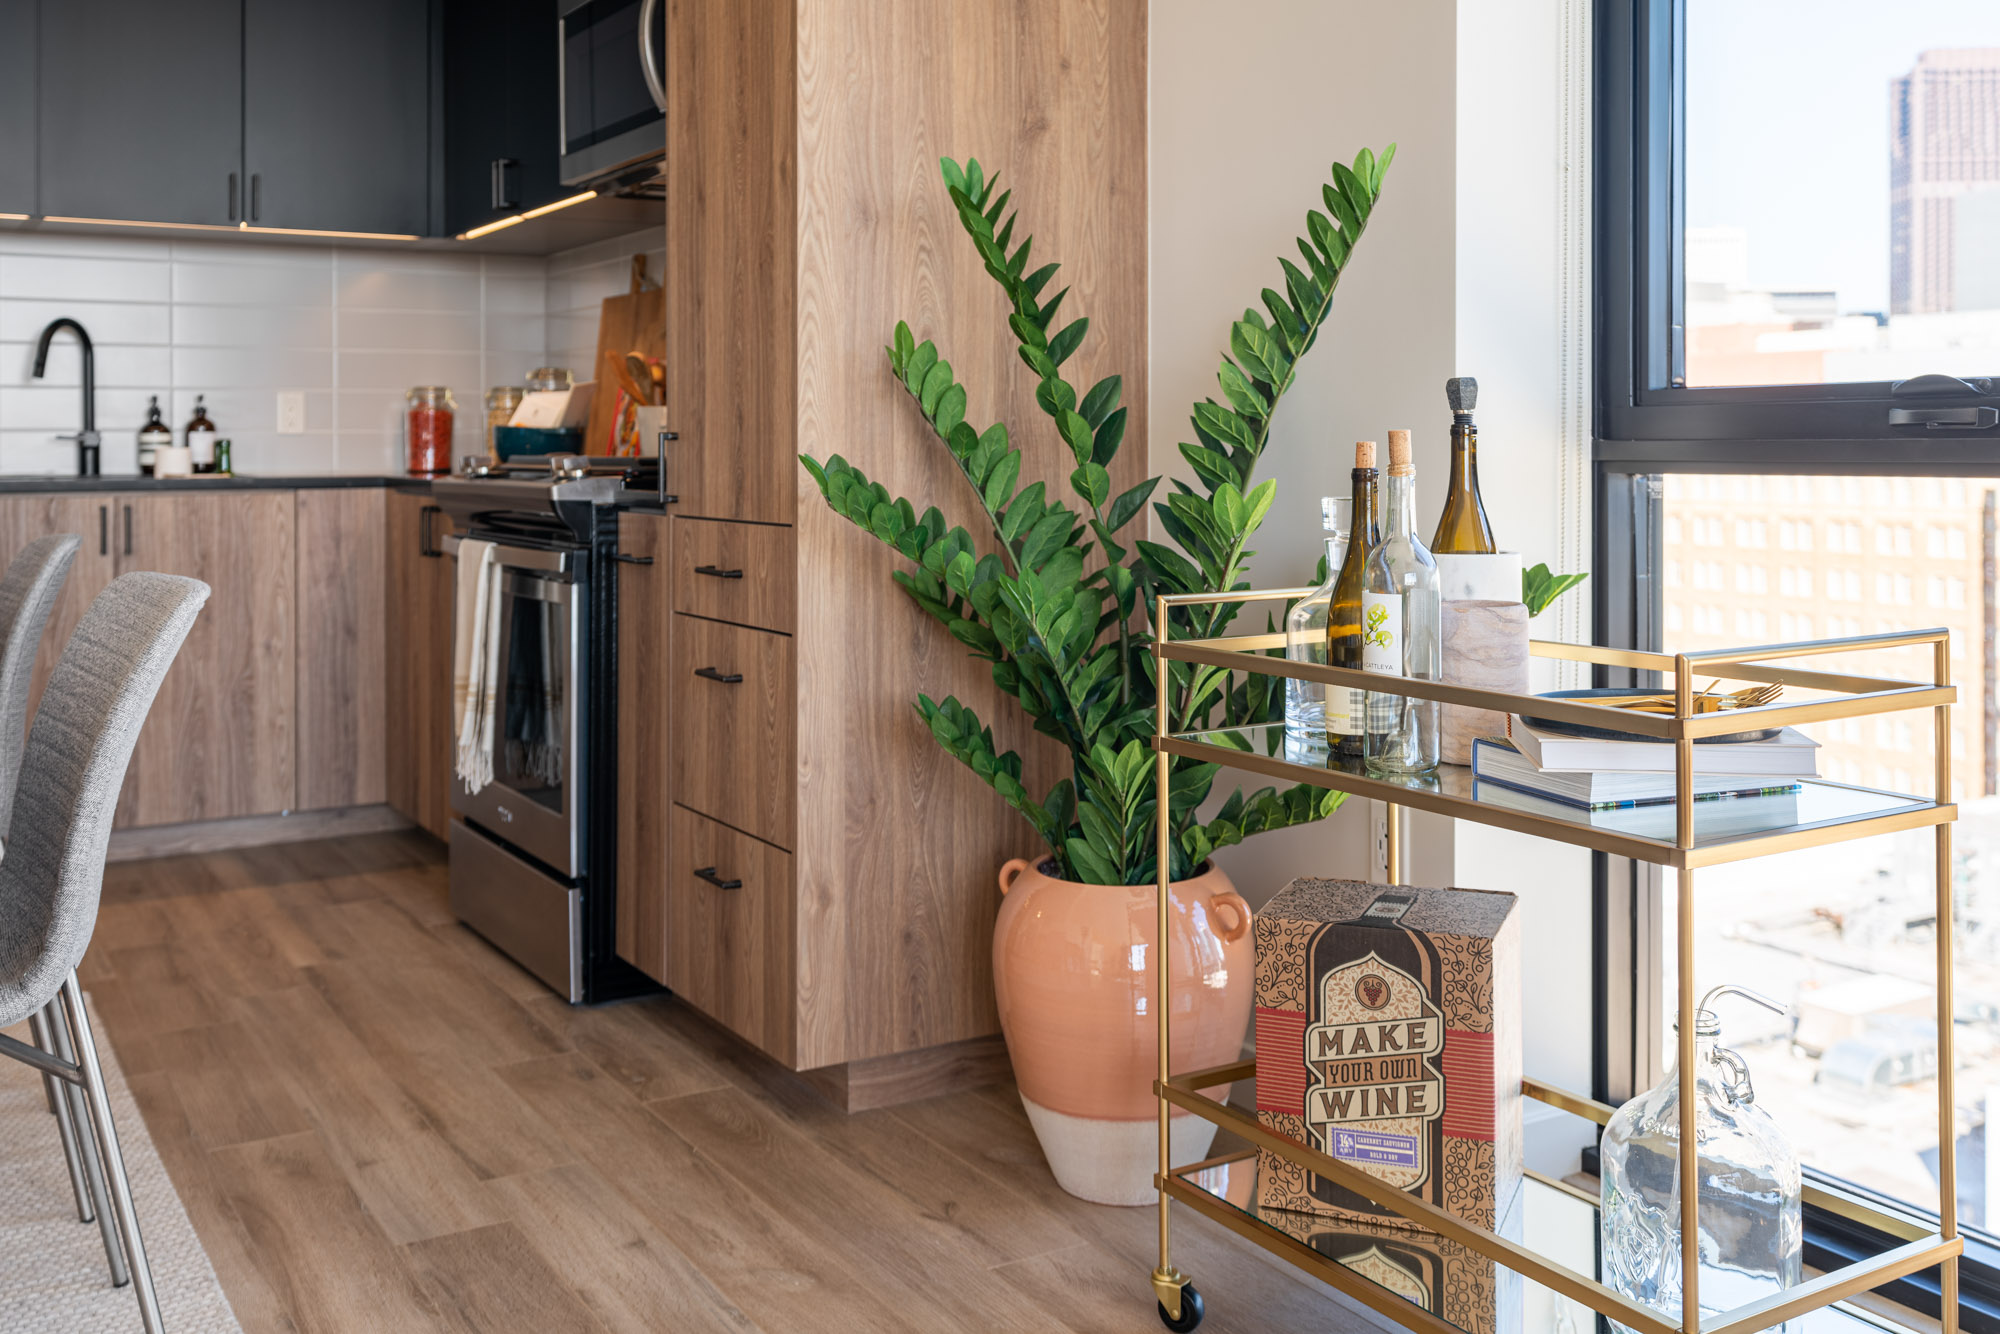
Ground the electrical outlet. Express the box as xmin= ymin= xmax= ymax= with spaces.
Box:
xmin=1370 ymin=800 xmax=1390 ymax=881
xmin=276 ymin=390 xmax=306 ymax=435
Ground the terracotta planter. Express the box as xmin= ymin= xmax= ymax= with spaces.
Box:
xmin=992 ymin=856 xmax=1254 ymax=1206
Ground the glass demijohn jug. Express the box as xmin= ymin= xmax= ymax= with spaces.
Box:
xmin=1283 ymin=496 xmax=1350 ymax=749
xmin=1600 ymin=986 xmax=1802 ymax=1333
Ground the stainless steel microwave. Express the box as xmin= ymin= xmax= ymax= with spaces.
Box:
xmin=559 ymin=0 xmax=666 ymax=187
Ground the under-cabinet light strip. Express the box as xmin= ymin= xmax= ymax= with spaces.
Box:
xmin=456 ymin=190 xmax=599 ymax=241
xmin=41 ymin=216 xmax=419 ymax=241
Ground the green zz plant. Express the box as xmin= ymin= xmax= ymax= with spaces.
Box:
xmin=800 ymin=147 xmax=1395 ymax=887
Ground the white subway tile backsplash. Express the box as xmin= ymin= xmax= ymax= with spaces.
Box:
xmin=0 ymin=300 xmax=171 ymax=345
xmin=0 ymin=221 xmax=665 ymax=476
xmin=1 ymin=254 xmax=172 ymax=303
xmin=173 ymin=303 xmax=333 ymax=349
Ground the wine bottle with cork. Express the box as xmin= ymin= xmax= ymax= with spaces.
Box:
xmin=1431 ymin=376 xmax=1494 ymax=554
xmin=1363 ymin=428 xmax=1442 ymax=776
xmin=1325 ymin=441 xmax=1381 ymax=761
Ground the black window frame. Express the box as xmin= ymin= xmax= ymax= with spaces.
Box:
xmin=1595 ymin=0 xmax=2000 ymax=1326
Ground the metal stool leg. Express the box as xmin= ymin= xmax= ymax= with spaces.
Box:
xmin=44 ymin=993 xmax=129 ymax=1288
xmin=28 ymin=1004 xmax=96 ymax=1225
xmin=58 ymin=974 xmax=157 ymax=1329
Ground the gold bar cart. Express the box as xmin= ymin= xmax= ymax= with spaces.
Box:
xmin=1147 ymin=589 xmax=1963 ymax=1334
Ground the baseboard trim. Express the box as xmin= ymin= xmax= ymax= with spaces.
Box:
xmin=106 ymin=804 xmax=415 ymax=862
xmin=803 ymin=1033 xmax=1012 ymax=1113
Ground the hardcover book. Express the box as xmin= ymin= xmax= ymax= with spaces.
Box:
xmin=1254 ymin=878 xmax=1521 ymax=1231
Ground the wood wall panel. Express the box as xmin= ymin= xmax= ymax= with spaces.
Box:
xmin=663 ymin=0 xmax=797 ymax=524
xmin=295 ymin=489 xmax=386 ymax=810
xmin=117 ymin=491 xmax=297 ymax=827
xmin=615 ymin=512 xmax=670 ymax=982
xmin=790 ymin=0 xmax=1150 ymax=1068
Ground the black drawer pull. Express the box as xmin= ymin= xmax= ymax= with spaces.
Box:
xmin=693 ymin=866 xmax=742 ymax=890
xmin=694 ymin=564 xmax=744 ymax=579
xmin=695 ymin=666 xmax=743 ymax=684
xmin=615 ymin=552 xmax=655 ymax=565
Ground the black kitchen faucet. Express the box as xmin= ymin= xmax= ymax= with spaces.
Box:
xmin=31 ymin=317 xmax=99 ymax=477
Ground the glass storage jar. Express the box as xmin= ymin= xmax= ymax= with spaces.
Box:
xmin=485 ymin=386 xmax=525 ymax=460
xmin=1600 ymin=986 xmax=1801 ymax=1334
xmin=526 ymin=366 xmax=574 ymax=393
xmin=406 ymin=386 xmax=457 ymax=476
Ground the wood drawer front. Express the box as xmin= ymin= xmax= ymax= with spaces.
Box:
xmin=672 ymin=517 xmax=795 ymax=632
xmin=667 ymin=805 xmax=794 ymax=1063
xmin=672 ymin=614 xmax=795 ymax=849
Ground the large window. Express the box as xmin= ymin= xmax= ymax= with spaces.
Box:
xmin=1599 ymin=1 xmax=2000 ymax=1325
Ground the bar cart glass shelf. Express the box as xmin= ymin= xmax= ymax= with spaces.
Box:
xmin=1145 ymin=590 xmax=1963 ymax=1334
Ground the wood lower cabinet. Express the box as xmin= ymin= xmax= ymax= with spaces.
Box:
xmin=384 ymin=491 xmax=456 ymax=840
xmin=0 ymin=495 xmax=118 ymax=720
xmin=295 ymin=490 xmax=386 ymax=810
xmin=667 ymin=804 xmax=796 ymax=1063
xmin=671 ymin=614 xmax=795 ymax=850
xmin=671 ymin=518 xmax=795 ymax=631
xmin=615 ymin=512 xmax=670 ymax=982
xmin=114 ymin=492 xmax=297 ymax=828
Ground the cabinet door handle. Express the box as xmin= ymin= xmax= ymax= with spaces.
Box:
xmin=250 ymin=173 xmax=261 ymax=223
xmin=98 ymin=505 xmax=107 ymax=557
xmin=614 ymin=552 xmax=654 ymax=565
xmin=419 ymin=504 xmax=443 ymax=558
xmin=694 ymin=666 xmax=742 ymax=684
xmin=693 ymin=866 xmax=741 ymax=890
xmin=490 ymin=158 xmax=519 ymax=210
xmin=693 ymin=564 xmax=743 ymax=579
xmin=227 ymin=172 xmax=238 ymax=221
xmin=122 ymin=504 xmax=132 ymax=557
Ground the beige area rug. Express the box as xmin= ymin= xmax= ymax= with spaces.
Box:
xmin=1 ymin=1006 xmax=241 ymax=1333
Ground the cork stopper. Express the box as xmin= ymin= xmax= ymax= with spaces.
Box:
xmin=1446 ymin=376 xmax=1477 ymax=412
xmin=1353 ymin=440 xmax=1377 ymax=470
xmin=1387 ymin=429 xmax=1413 ymax=477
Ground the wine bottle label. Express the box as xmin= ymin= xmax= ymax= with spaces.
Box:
xmin=1327 ymin=686 xmax=1364 ymax=737
xmin=1361 ymin=593 xmax=1402 ymax=673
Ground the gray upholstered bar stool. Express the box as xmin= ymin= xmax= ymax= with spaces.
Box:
xmin=0 ymin=571 xmax=210 ymax=1334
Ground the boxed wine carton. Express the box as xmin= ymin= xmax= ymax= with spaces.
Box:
xmin=1254 ymin=878 xmax=1521 ymax=1231
xmin=1259 ymin=1186 xmax=1524 ymax=1334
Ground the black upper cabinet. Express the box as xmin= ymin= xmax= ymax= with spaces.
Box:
xmin=0 ymin=1 xmax=34 ymax=214
xmin=40 ymin=0 xmax=243 ymax=226
xmin=244 ymin=0 xmax=430 ymax=236
xmin=442 ymin=0 xmax=563 ymax=237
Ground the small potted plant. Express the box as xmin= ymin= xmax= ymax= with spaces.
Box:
xmin=801 ymin=147 xmax=1394 ymax=1204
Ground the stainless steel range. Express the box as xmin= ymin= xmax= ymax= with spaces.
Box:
xmin=432 ymin=454 xmax=656 ymax=1004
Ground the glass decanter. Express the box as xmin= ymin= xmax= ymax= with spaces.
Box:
xmin=1361 ymin=431 xmax=1441 ymax=776
xmin=1283 ymin=496 xmax=1350 ymax=747
xmin=1600 ymin=986 xmax=1801 ymax=1334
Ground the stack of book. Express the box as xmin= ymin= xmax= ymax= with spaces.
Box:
xmin=1470 ymin=716 xmax=1817 ymax=841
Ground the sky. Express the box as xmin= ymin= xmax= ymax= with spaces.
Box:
xmin=1687 ymin=0 xmax=2000 ymax=314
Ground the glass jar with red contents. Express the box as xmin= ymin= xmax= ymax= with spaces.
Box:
xmin=405 ymin=386 xmax=457 ymax=475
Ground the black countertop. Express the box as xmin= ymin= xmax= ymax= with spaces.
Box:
xmin=0 ymin=474 xmax=410 ymax=493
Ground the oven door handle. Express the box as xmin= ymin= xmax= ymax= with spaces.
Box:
xmin=441 ymin=533 xmax=573 ymax=577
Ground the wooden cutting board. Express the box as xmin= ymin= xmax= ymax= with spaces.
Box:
xmin=584 ymin=254 xmax=666 ymax=455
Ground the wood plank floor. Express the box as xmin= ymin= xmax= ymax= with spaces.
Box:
xmin=78 ymin=831 xmax=1348 ymax=1334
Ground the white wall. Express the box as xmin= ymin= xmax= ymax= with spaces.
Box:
xmin=1150 ymin=0 xmax=1460 ymax=901
xmin=0 ymin=223 xmax=667 ymax=477
xmin=1151 ymin=0 xmax=1598 ymax=1145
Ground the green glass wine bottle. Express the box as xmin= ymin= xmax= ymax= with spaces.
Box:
xmin=1430 ymin=376 xmax=1495 ymax=554
xmin=1326 ymin=440 xmax=1382 ymax=761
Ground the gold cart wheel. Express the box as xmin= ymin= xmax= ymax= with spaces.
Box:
xmin=1156 ymin=1282 xmax=1204 ymax=1332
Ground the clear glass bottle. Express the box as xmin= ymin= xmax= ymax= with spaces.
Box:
xmin=1284 ymin=495 xmax=1351 ymax=744
xmin=1601 ymin=986 xmax=1801 ymax=1334
xmin=1362 ymin=430 xmax=1441 ymax=775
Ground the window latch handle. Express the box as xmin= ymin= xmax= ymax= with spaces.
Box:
xmin=1887 ymin=406 xmax=1998 ymax=429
